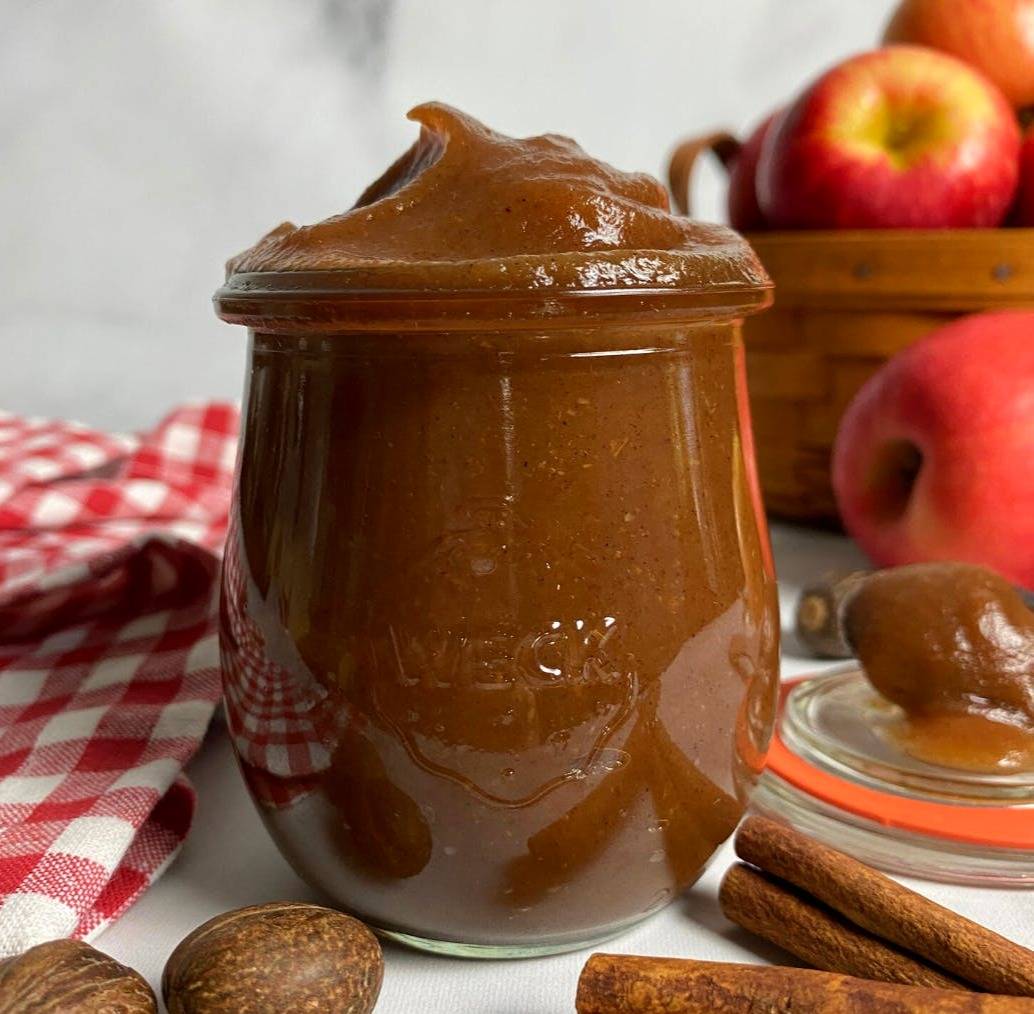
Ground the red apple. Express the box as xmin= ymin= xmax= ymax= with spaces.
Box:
xmin=757 ymin=46 xmax=1020 ymax=229
xmin=884 ymin=0 xmax=1034 ymax=109
xmin=727 ymin=112 xmax=779 ymax=232
xmin=832 ymin=310 xmax=1034 ymax=589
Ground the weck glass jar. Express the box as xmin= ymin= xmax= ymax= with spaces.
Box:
xmin=215 ymin=101 xmax=779 ymax=957
xmin=215 ymin=278 xmax=778 ymax=957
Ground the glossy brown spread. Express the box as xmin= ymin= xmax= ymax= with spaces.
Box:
xmin=847 ymin=563 xmax=1034 ymax=773
xmin=226 ymin=102 xmax=768 ymax=294
xmin=218 ymin=104 xmax=777 ymax=949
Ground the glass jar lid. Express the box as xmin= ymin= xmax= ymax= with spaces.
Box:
xmin=752 ymin=672 xmax=1034 ymax=886
xmin=214 ymin=270 xmax=773 ymax=334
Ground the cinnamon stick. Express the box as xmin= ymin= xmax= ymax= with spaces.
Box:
xmin=736 ymin=816 xmax=1034 ymax=997
xmin=576 ymin=955 xmax=1034 ymax=1013
xmin=719 ymin=862 xmax=966 ymax=990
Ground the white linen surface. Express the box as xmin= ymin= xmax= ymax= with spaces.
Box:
xmin=98 ymin=525 xmax=1034 ymax=1011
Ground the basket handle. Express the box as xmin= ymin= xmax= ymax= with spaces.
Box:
xmin=667 ymin=131 xmax=741 ymax=216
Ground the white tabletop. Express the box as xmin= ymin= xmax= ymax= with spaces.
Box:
xmin=97 ymin=524 xmax=1034 ymax=1011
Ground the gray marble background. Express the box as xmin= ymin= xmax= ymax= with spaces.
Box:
xmin=3 ymin=0 xmax=898 ymax=431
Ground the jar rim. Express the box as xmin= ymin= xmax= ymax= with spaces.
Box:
xmin=214 ymin=269 xmax=773 ymax=334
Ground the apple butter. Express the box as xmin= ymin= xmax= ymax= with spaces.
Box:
xmin=846 ymin=562 xmax=1034 ymax=773
xmin=216 ymin=103 xmax=778 ymax=955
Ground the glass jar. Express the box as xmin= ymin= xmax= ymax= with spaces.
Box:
xmin=215 ymin=276 xmax=778 ymax=957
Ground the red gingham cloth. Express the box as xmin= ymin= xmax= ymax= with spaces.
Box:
xmin=221 ymin=532 xmax=329 ymax=810
xmin=0 ymin=403 xmax=238 ymax=957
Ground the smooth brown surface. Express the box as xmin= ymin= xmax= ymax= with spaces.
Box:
xmin=719 ymin=863 xmax=965 ymax=990
xmin=0 ymin=939 xmax=156 ymax=1013
xmin=846 ymin=562 xmax=1034 ymax=772
xmin=222 ymin=318 xmax=778 ymax=947
xmin=738 ymin=228 xmax=1034 ymax=525
xmin=218 ymin=103 xmax=778 ymax=948
xmin=735 ymin=817 xmax=1034 ymax=997
xmin=576 ymin=955 xmax=1034 ymax=1013
xmin=162 ymin=902 xmax=383 ymax=1014
xmin=227 ymin=103 xmax=768 ymax=295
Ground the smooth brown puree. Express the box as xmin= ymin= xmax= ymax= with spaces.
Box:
xmin=219 ymin=103 xmax=778 ymax=948
xmin=846 ymin=563 xmax=1034 ymax=773
xmin=227 ymin=102 xmax=768 ymax=293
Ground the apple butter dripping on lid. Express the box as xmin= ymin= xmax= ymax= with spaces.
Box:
xmin=845 ymin=562 xmax=1034 ymax=773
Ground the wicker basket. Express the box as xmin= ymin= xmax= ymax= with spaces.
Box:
xmin=743 ymin=230 xmax=1034 ymax=526
xmin=667 ymin=135 xmax=1034 ymax=526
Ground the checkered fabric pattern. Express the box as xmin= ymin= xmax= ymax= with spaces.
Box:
xmin=221 ymin=528 xmax=329 ymax=809
xmin=0 ymin=403 xmax=238 ymax=957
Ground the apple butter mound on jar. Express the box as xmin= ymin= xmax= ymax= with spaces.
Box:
xmin=226 ymin=102 xmax=769 ymax=294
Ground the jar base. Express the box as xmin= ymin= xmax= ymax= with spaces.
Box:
xmin=374 ymin=912 xmax=656 ymax=960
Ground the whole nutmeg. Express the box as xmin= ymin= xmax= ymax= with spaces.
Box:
xmin=0 ymin=938 xmax=156 ymax=1013
xmin=162 ymin=901 xmax=383 ymax=1014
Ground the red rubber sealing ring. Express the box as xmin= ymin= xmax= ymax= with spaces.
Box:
xmin=766 ymin=677 xmax=1034 ymax=851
